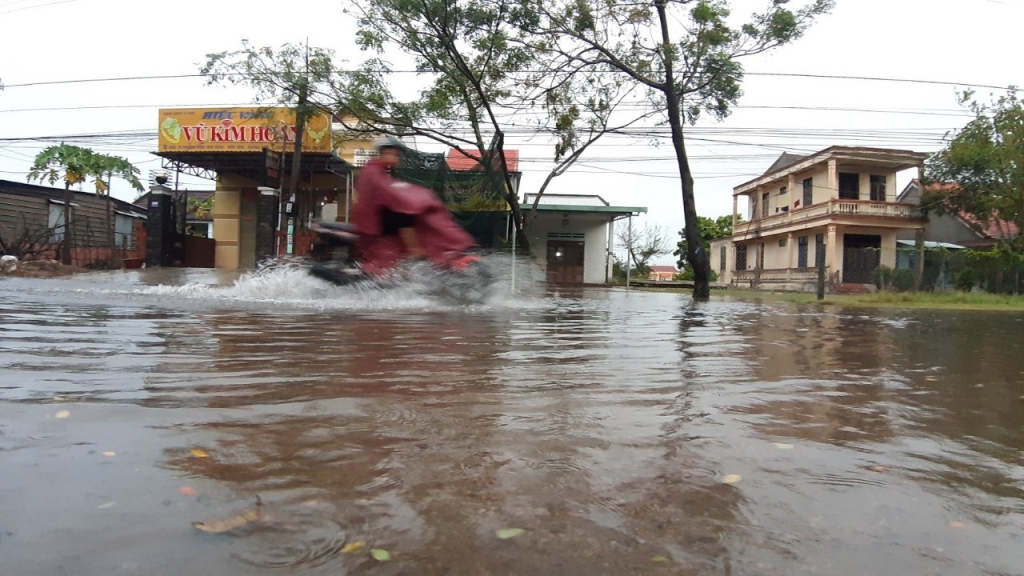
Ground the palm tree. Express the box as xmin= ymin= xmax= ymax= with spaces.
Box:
xmin=27 ymin=145 xmax=143 ymax=266
xmin=27 ymin=144 xmax=99 ymax=265
xmin=92 ymin=155 xmax=143 ymax=264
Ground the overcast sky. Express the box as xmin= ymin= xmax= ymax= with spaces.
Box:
xmin=1 ymin=0 xmax=1020 ymax=265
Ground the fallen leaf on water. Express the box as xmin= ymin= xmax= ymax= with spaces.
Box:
xmin=193 ymin=496 xmax=262 ymax=533
xmin=190 ymin=449 xmax=209 ymax=459
xmin=55 ymin=410 xmax=70 ymax=419
xmin=772 ymin=443 xmax=794 ymax=450
xmin=341 ymin=541 xmax=365 ymax=554
xmin=103 ymin=451 xmax=116 ymax=457
xmin=97 ymin=501 xmax=116 ymax=509
xmin=871 ymin=466 xmax=886 ymax=473
xmin=496 ymin=528 xmax=526 ymax=540
xmin=925 ymin=376 xmax=938 ymax=382
xmin=370 ymin=548 xmax=392 ymax=562
xmin=950 ymin=521 xmax=965 ymax=528
xmin=652 ymin=556 xmax=669 ymax=563
xmin=178 ymin=486 xmax=196 ymax=496
xmin=722 ymin=474 xmax=742 ymax=484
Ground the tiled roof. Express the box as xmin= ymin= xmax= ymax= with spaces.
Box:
xmin=914 ymin=180 xmax=1020 ymax=240
xmin=649 ymin=265 xmax=677 ymax=273
xmin=446 ymin=149 xmax=519 ymax=173
xmin=764 ymin=152 xmax=806 ymax=175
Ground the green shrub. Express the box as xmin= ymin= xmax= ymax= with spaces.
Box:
xmin=870 ymin=265 xmax=894 ymax=289
xmin=675 ymin=268 xmax=718 ymax=282
xmin=890 ymin=269 xmax=916 ymax=292
xmin=956 ymin=268 xmax=978 ymax=292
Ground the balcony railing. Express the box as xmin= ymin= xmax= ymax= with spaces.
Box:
xmin=734 ymin=200 xmax=921 ymax=236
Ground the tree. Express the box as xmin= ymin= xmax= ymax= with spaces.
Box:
xmin=923 ymin=88 xmax=1024 ymax=252
xmin=523 ymin=0 xmax=834 ymax=299
xmin=617 ymin=223 xmax=671 ymax=278
xmin=27 ymin=144 xmax=100 ymax=265
xmin=202 ymin=41 xmax=337 ymax=205
xmin=333 ymin=0 xmax=544 ymax=252
xmin=674 ymin=214 xmax=739 ymax=270
xmin=93 ymin=155 xmax=144 ymax=260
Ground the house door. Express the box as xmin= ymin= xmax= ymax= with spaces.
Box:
xmin=546 ymin=240 xmax=585 ymax=284
xmin=842 ymin=234 xmax=881 ymax=283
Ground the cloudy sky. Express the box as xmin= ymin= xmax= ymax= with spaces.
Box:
xmin=0 ymin=0 xmax=1020 ymax=264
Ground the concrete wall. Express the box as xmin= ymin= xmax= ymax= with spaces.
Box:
xmin=527 ymin=213 xmax=614 ymax=284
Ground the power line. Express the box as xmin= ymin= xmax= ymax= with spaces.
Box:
xmin=1 ymin=70 xmax=1016 ymax=91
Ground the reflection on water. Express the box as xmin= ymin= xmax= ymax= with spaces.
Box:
xmin=0 ymin=269 xmax=1022 ymax=575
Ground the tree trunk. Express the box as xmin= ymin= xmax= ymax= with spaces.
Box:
xmin=656 ymin=0 xmax=710 ymax=300
xmin=62 ymin=181 xmax=72 ymax=266
xmin=493 ymin=133 xmax=531 ymax=255
xmin=287 ymin=86 xmax=308 ymax=247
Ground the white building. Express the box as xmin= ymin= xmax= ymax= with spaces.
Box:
xmin=523 ymin=193 xmax=647 ymax=284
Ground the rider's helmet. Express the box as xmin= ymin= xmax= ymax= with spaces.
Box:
xmin=373 ymin=135 xmax=405 ymax=152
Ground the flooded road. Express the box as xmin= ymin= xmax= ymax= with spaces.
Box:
xmin=1 ymin=267 xmax=1023 ymax=575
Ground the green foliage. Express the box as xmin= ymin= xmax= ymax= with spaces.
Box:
xmin=956 ymin=268 xmax=978 ymax=292
xmin=26 ymin=144 xmax=142 ymax=194
xmin=923 ymin=88 xmax=1024 ymax=251
xmin=891 ymin=269 xmax=916 ymax=292
xmin=674 ymin=215 xmax=738 ymax=270
xmin=870 ymin=265 xmax=894 ymax=290
xmin=201 ymin=40 xmax=336 ymax=125
xmin=675 ymin=269 xmax=718 ymax=282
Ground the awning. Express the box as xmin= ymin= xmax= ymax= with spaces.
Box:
xmin=897 ymin=239 xmax=966 ymax=250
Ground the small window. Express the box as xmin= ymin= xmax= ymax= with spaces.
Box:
xmin=736 ymin=245 xmax=748 ymax=270
xmin=779 ymin=238 xmax=787 ymax=248
xmin=802 ymin=178 xmax=813 ymax=207
xmin=779 ymin=186 xmax=787 ymax=196
xmin=798 ymin=236 xmax=809 ymax=268
xmin=870 ymin=175 xmax=886 ymax=202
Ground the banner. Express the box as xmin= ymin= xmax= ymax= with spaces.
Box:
xmin=158 ymin=107 xmax=333 ymax=154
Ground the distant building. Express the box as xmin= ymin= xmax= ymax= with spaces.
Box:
xmin=648 ymin=265 xmax=677 ymax=281
xmin=711 ymin=146 xmax=929 ymax=292
xmin=523 ymin=193 xmax=646 ymax=285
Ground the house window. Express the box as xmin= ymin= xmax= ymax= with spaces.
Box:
xmin=115 ymin=214 xmax=134 ymax=248
xmin=779 ymin=238 xmax=787 ymax=248
xmin=839 ymin=172 xmax=860 ymax=200
xmin=779 ymin=186 xmax=787 ymax=196
xmin=48 ymin=202 xmax=71 ymax=243
xmin=798 ymin=236 xmax=809 ymax=268
xmin=736 ymin=245 xmax=748 ymax=270
xmin=762 ymin=192 xmax=770 ymax=218
xmin=802 ymin=178 xmax=813 ymax=207
xmin=870 ymin=175 xmax=886 ymax=201
xmin=720 ymin=245 xmax=727 ymax=275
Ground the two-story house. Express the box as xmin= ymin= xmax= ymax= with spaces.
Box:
xmin=711 ymin=146 xmax=929 ymax=292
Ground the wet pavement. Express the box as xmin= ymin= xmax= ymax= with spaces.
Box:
xmin=1 ymin=266 xmax=1023 ymax=575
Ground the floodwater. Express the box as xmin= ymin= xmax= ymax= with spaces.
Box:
xmin=1 ymin=263 xmax=1023 ymax=576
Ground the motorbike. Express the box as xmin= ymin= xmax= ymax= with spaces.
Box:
xmin=306 ymin=214 xmax=494 ymax=305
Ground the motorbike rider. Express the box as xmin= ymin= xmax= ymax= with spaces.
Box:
xmin=349 ymin=136 xmax=476 ymax=278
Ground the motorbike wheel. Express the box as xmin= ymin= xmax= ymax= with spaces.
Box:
xmin=308 ymin=245 xmax=363 ymax=286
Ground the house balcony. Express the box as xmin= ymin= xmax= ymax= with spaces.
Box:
xmin=734 ymin=199 xmax=923 ymax=240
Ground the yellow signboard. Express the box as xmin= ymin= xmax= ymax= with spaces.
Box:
xmin=158 ymin=107 xmax=333 ymax=154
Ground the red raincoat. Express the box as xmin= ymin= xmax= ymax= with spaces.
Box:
xmin=350 ymin=158 xmax=476 ymax=278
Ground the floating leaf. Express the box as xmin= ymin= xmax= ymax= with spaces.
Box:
xmin=950 ymin=521 xmax=965 ymax=528
xmin=496 ymin=528 xmax=526 ymax=540
xmin=103 ymin=451 xmax=116 ymax=457
xmin=341 ymin=541 xmax=365 ymax=554
xmin=190 ymin=449 xmax=209 ymax=459
xmin=772 ymin=443 xmax=794 ymax=450
xmin=370 ymin=548 xmax=392 ymax=562
xmin=55 ymin=410 xmax=70 ymax=419
xmin=871 ymin=466 xmax=886 ymax=473
xmin=193 ymin=496 xmax=262 ymax=533
xmin=97 ymin=501 xmax=116 ymax=509
xmin=722 ymin=474 xmax=742 ymax=484
xmin=925 ymin=376 xmax=938 ymax=382
xmin=652 ymin=555 xmax=669 ymax=563
xmin=178 ymin=486 xmax=196 ymax=496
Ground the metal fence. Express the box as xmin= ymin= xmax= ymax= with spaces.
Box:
xmin=841 ymin=246 xmax=1024 ymax=294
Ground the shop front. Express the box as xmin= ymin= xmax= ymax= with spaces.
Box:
xmin=155 ymin=107 xmax=374 ymax=270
